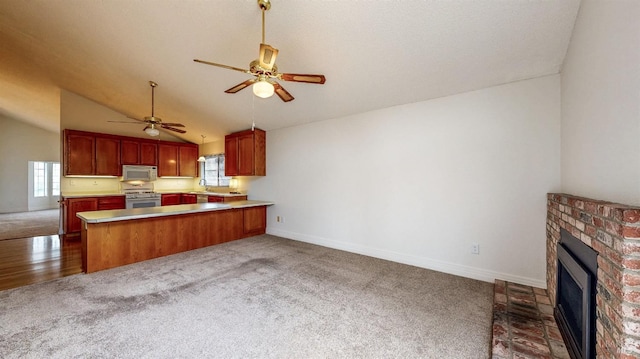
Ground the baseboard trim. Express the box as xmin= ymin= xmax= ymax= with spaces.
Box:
xmin=266 ymin=228 xmax=546 ymax=289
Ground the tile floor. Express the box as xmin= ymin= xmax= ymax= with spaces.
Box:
xmin=491 ymin=280 xmax=570 ymax=359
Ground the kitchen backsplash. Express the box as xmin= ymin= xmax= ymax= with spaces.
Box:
xmin=61 ymin=177 xmax=197 ymax=194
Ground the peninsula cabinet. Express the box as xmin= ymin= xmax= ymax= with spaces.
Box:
xmin=243 ymin=206 xmax=266 ymax=236
xmin=158 ymin=143 xmax=198 ymax=177
xmin=121 ymin=139 xmax=158 ymax=166
xmin=225 ymin=128 xmax=266 ymax=176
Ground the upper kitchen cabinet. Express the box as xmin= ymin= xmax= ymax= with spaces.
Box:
xmin=64 ymin=130 xmax=95 ymax=175
xmin=158 ymin=142 xmax=198 ymax=177
xmin=95 ymin=136 xmax=121 ymax=175
xmin=64 ymin=130 xmax=121 ymax=176
xmin=121 ymin=139 xmax=158 ymax=166
xmin=225 ymin=128 xmax=266 ymax=176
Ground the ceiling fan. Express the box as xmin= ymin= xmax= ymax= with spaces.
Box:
xmin=194 ymin=0 xmax=325 ymax=102
xmin=109 ymin=81 xmax=186 ymax=137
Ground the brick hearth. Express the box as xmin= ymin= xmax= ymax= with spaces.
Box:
xmin=491 ymin=280 xmax=570 ymax=358
xmin=546 ymin=193 xmax=640 ymax=358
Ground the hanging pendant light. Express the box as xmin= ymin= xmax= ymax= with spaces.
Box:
xmin=197 ymin=135 xmax=206 ymax=162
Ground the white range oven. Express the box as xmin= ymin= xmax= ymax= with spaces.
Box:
xmin=121 ymin=182 xmax=161 ymax=209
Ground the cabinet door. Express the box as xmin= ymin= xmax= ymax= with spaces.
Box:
xmin=161 ymin=194 xmax=181 ymax=206
xmin=121 ymin=140 xmax=140 ymax=165
xmin=225 ymin=136 xmax=238 ymax=176
xmin=66 ymin=197 xmax=98 ymax=234
xmin=158 ymin=144 xmax=179 ymax=177
xmin=179 ymin=145 xmax=198 ymax=177
xmin=140 ymin=142 xmax=158 ymax=166
xmin=223 ymin=195 xmax=247 ymax=202
xmin=96 ymin=136 xmax=121 ymax=175
xmin=65 ymin=132 xmax=95 ymax=175
xmin=181 ymin=194 xmax=197 ymax=204
xmin=243 ymin=206 xmax=266 ymax=236
xmin=237 ymin=133 xmax=255 ymax=176
xmin=97 ymin=196 xmax=125 ymax=210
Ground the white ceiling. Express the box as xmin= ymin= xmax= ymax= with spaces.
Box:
xmin=0 ymin=0 xmax=581 ymax=144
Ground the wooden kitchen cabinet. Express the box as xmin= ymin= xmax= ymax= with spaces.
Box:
xmin=243 ymin=206 xmax=266 ymax=236
xmin=158 ymin=143 xmax=179 ymax=176
xmin=63 ymin=195 xmax=125 ymax=237
xmin=140 ymin=142 xmax=158 ymax=165
xmin=179 ymin=146 xmax=198 ymax=177
xmin=64 ymin=131 xmax=95 ymax=175
xmin=158 ymin=143 xmax=198 ymax=177
xmin=161 ymin=193 xmax=181 ymax=206
xmin=97 ymin=196 xmax=125 ymax=210
xmin=95 ymin=136 xmax=121 ymax=175
xmin=122 ymin=139 xmax=158 ymax=166
xmin=181 ymin=194 xmax=197 ymax=204
xmin=64 ymin=197 xmax=98 ymax=236
xmin=64 ymin=130 xmax=121 ymax=176
xmin=225 ymin=128 xmax=266 ymax=176
xmin=208 ymin=195 xmax=247 ymax=203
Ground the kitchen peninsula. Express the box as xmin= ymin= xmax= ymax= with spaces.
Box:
xmin=77 ymin=200 xmax=272 ymax=273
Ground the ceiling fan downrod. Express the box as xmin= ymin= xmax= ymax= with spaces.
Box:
xmin=149 ymin=81 xmax=157 ymax=118
xmin=258 ymin=0 xmax=270 ymax=43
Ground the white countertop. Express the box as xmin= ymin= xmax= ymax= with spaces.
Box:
xmin=77 ymin=200 xmax=273 ymax=223
xmin=62 ymin=192 xmax=124 ymax=198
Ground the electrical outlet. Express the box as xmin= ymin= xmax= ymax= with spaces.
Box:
xmin=471 ymin=243 xmax=480 ymax=255
xmin=276 ymin=216 xmax=285 ymax=223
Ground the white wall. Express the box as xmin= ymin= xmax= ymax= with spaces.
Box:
xmin=561 ymin=0 xmax=640 ymax=205
xmin=249 ymin=75 xmax=561 ymax=287
xmin=0 ymin=114 xmax=60 ymax=213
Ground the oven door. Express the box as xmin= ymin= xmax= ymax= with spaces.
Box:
xmin=126 ymin=197 xmax=161 ymax=209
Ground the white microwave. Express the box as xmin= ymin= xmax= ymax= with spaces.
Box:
xmin=122 ymin=165 xmax=158 ymax=182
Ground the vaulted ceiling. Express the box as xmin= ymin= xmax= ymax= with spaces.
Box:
xmin=0 ymin=0 xmax=580 ymax=144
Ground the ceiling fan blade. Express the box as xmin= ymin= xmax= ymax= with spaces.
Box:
xmin=272 ymin=81 xmax=294 ymax=102
xmin=259 ymin=43 xmax=278 ymax=71
xmin=280 ymin=73 xmax=326 ymax=84
xmin=107 ymin=121 xmax=141 ymax=124
xmin=160 ymin=123 xmax=185 ymax=127
xmin=127 ymin=116 xmax=146 ymax=122
xmin=225 ymin=78 xmax=257 ymax=94
xmin=160 ymin=125 xmax=187 ymax=134
xmin=193 ymin=59 xmax=251 ymax=74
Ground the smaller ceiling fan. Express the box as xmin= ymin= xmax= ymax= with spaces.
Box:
xmin=109 ymin=81 xmax=186 ymax=137
xmin=194 ymin=0 xmax=325 ymax=102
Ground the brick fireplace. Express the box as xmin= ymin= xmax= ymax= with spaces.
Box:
xmin=547 ymin=193 xmax=640 ymax=358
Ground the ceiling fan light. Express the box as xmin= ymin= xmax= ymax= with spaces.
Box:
xmin=145 ymin=127 xmax=160 ymax=137
xmin=253 ymin=80 xmax=274 ymax=98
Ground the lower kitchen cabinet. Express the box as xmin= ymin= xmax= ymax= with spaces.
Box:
xmin=161 ymin=193 xmax=181 ymax=206
xmin=208 ymin=195 xmax=247 ymax=203
xmin=63 ymin=196 xmax=126 ymax=237
xmin=64 ymin=197 xmax=98 ymax=236
xmin=97 ymin=196 xmax=125 ymax=210
xmin=181 ymin=194 xmax=197 ymax=204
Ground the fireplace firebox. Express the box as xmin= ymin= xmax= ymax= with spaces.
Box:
xmin=554 ymin=228 xmax=597 ymax=359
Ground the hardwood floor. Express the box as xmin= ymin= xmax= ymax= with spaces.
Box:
xmin=0 ymin=235 xmax=82 ymax=291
